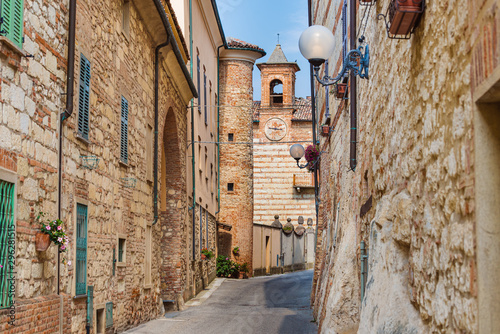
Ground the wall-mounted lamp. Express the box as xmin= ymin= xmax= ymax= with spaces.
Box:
xmin=290 ymin=144 xmax=320 ymax=170
xmin=298 ymin=25 xmax=370 ymax=86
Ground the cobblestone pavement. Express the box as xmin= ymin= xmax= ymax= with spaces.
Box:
xmin=124 ymin=270 xmax=317 ymax=334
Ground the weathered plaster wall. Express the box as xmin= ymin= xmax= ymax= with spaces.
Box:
xmin=312 ymin=0 xmax=479 ymax=333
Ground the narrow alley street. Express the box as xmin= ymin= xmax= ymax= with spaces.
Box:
xmin=124 ymin=271 xmax=317 ymax=334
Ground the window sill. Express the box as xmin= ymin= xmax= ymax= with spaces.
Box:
xmin=0 ymin=36 xmax=26 ymax=57
xmin=119 ymin=160 xmax=129 ymax=168
xmin=73 ymin=294 xmax=87 ymax=300
xmin=116 ymin=262 xmax=126 ymax=268
xmin=144 ymin=284 xmax=152 ymax=290
xmin=75 ymin=132 xmax=90 ymax=145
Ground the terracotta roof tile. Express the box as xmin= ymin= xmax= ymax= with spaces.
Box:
xmin=251 ymin=98 xmax=312 ymax=122
xmin=227 ymin=37 xmax=266 ymax=55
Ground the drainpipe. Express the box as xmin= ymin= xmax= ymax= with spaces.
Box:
xmin=152 ymin=38 xmax=171 ymax=226
xmin=189 ymin=0 xmax=196 ymax=259
xmin=57 ymin=0 xmax=76 ymax=297
xmin=308 ymin=0 xmax=319 ymax=247
xmin=215 ymin=44 xmax=224 ymax=216
xmin=350 ymin=0 xmax=357 ymax=171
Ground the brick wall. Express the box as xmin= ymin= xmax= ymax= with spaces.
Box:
xmin=0 ymin=294 xmax=71 ymax=334
xmin=219 ymin=57 xmax=255 ymax=272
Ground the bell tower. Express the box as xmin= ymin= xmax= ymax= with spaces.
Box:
xmin=257 ymin=44 xmax=300 ymax=108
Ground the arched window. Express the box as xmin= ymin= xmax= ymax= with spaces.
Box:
xmin=270 ymin=79 xmax=283 ymax=105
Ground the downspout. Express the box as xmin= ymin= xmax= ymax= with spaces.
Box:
xmin=308 ymin=0 xmax=319 ymax=247
xmin=152 ymin=38 xmax=171 ymax=226
xmin=189 ymin=0 xmax=196 ymax=259
xmin=57 ymin=0 xmax=76 ymax=296
xmin=215 ymin=44 xmax=224 ymax=215
xmin=350 ymin=0 xmax=357 ymax=171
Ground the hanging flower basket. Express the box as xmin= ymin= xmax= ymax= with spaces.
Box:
xmin=35 ymin=232 xmax=51 ymax=252
xmin=388 ymin=0 xmax=424 ymax=37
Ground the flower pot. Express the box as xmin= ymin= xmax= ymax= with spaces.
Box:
xmin=35 ymin=232 xmax=51 ymax=252
xmin=320 ymin=125 xmax=330 ymax=136
xmin=201 ymin=254 xmax=207 ymax=260
xmin=335 ymin=83 xmax=348 ymax=99
xmin=389 ymin=0 xmax=423 ymax=36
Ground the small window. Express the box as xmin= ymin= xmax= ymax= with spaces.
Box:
xmin=204 ymin=69 xmax=207 ymax=125
xmin=120 ymin=97 xmax=129 ymax=164
xmin=118 ymin=238 xmax=126 ymax=263
xmin=122 ymin=0 xmax=130 ymax=37
xmin=227 ymin=183 xmax=234 ymax=192
xmin=228 ymin=133 xmax=234 ymax=142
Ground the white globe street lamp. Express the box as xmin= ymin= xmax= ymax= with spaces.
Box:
xmin=298 ymin=25 xmax=335 ymax=67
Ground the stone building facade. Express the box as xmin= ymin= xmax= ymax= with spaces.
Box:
xmin=0 ymin=0 xmax=212 ymax=332
xmin=310 ymin=0 xmax=500 ymax=333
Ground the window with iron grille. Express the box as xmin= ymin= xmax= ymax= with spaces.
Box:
xmin=0 ymin=180 xmax=14 ymax=309
xmin=120 ymin=96 xmax=129 ymax=164
xmin=0 ymin=0 xmax=24 ymax=49
xmin=78 ymin=54 xmax=91 ymax=140
xmin=76 ymin=203 xmax=88 ymax=296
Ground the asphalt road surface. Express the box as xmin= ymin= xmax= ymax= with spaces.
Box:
xmin=125 ymin=270 xmax=318 ymax=334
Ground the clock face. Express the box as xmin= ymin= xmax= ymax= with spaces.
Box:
xmin=264 ymin=118 xmax=287 ymax=141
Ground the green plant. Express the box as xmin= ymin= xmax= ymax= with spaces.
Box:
xmin=216 ymin=255 xmax=240 ymax=278
xmin=37 ymin=212 xmax=69 ymax=263
xmin=201 ymin=248 xmax=214 ymax=259
xmin=232 ymin=246 xmax=239 ymax=255
xmin=240 ymin=262 xmax=250 ymax=274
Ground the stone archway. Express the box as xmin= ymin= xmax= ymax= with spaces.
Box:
xmin=159 ymin=108 xmax=186 ymax=304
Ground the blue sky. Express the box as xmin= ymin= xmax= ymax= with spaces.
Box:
xmin=218 ymin=0 xmax=310 ymax=101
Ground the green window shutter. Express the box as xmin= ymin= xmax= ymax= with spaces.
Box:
xmin=120 ymin=97 xmax=128 ymax=164
xmin=78 ymin=55 xmax=91 ymax=140
xmin=87 ymin=286 xmax=93 ymax=326
xmin=76 ymin=203 xmax=88 ymax=296
xmin=204 ymin=73 xmax=207 ymax=125
xmin=0 ymin=180 xmax=15 ymax=309
xmin=105 ymin=302 xmax=113 ymax=328
xmin=1 ymin=0 xmax=24 ymax=49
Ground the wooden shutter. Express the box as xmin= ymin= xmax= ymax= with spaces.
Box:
xmin=204 ymin=72 xmax=207 ymax=125
xmin=78 ymin=55 xmax=91 ymax=140
xmin=1 ymin=0 xmax=24 ymax=49
xmin=120 ymin=97 xmax=129 ymax=164
xmin=76 ymin=204 xmax=88 ymax=296
xmin=105 ymin=302 xmax=113 ymax=328
xmin=0 ymin=180 xmax=14 ymax=309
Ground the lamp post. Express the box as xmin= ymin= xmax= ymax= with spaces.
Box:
xmin=298 ymin=25 xmax=370 ymax=87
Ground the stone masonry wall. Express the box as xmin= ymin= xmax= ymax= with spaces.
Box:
xmin=219 ymin=58 xmax=254 ymax=272
xmin=312 ymin=0 xmax=479 ymax=333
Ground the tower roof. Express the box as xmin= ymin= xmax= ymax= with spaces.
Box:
xmin=226 ymin=37 xmax=266 ymax=55
xmin=267 ymin=44 xmax=289 ymax=63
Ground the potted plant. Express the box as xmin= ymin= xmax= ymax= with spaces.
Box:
xmin=239 ymin=262 xmax=250 ymax=279
xmin=335 ymin=83 xmax=348 ymax=99
xmin=216 ymin=255 xmax=240 ymax=278
xmin=320 ymin=125 xmax=330 ymax=136
xmin=388 ymin=0 xmax=424 ymax=36
xmin=36 ymin=212 xmax=69 ymax=262
xmin=232 ymin=246 xmax=239 ymax=256
xmin=201 ymin=248 xmax=214 ymax=260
